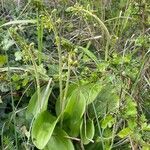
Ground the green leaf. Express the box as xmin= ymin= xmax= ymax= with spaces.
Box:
xmin=0 ymin=20 xmax=37 ymax=28
xmin=88 ymin=84 xmax=119 ymax=118
xmin=101 ymin=114 xmax=115 ymax=129
xmin=87 ymin=83 xmax=102 ymax=104
xmin=0 ymin=55 xmax=7 ymax=67
xmin=118 ymin=127 xmax=132 ymax=138
xmin=2 ymin=36 xmax=14 ymax=51
xmin=15 ymin=51 xmax=22 ymax=61
xmin=55 ymin=83 xmax=79 ymax=116
xmin=56 ymin=82 xmax=102 ymax=117
xmin=44 ymin=127 xmax=74 ymax=150
xmin=12 ymin=74 xmax=20 ymax=81
xmin=124 ymin=96 xmax=137 ymax=117
xmin=142 ymin=124 xmax=150 ymax=131
xmin=142 ymin=145 xmax=150 ymax=150
xmin=32 ymin=111 xmax=59 ymax=149
xmin=85 ymin=142 xmax=103 ymax=150
xmin=55 ymin=82 xmax=101 ymax=137
xmin=61 ymin=89 xmax=86 ymax=137
xmin=26 ymin=88 xmax=39 ymax=120
xmin=64 ymin=89 xmax=86 ymax=120
xmin=80 ymin=119 xmax=95 ymax=145
xmin=63 ymin=119 xmax=82 ymax=137
xmin=127 ymin=118 xmax=137 ymax=130
xmin=78 ymin=46 xmax=99 ymax=67
xmin=26 ymin=80 xmax=52 ymax=120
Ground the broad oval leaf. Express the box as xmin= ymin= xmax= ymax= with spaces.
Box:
xmin=44 ymin=127 xmax=74 ymax=150
xmin=55 ymin=83 xmax=79 ymax=116
xmin=55 ymin=82 xmax=101 ymax=137
xmin=63 ymin=118 xmax=83 ymax=137
xmin=59 ymin=89 xmax=86 ymax=137
xmin=26 ymin=80 xmax=52 ymax=120
xmin=26 ymin=88 xmax=40 ymax=120
xmin=86 ymin=83 xmax=102 ymax=104
xmin=56 ymin=82 xmax=102 ymax=118
xmin=80 ymin=119 xmax=95 ymax=145
xmin=31 ymin=111 xmax=59 ymax=149
xmin=64 ymin=88 xmax=86 ymax=120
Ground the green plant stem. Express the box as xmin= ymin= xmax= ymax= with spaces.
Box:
xmin=104 ymin=16 xmax=133 ymax=23
xmin=92 ymin=102 xmax=105 ymax=149
xmin=109 ymin=117 xmax=118 ymax=150
xmin=1 ymin=123 xmax=6 ymax=150
xmin=112 ymin=138 xmax=129 ymax=148
xmin=74 ymin=7 xmax=111 ymax=61
xmin=44 ymin=10 xmax=64 ymax=125
xmin=28 ymin=44 xmax=41 ymax=112
xmin=37 ymin=10 xmax=43 ymax=64
xmin=81 ymin=8 xmax=110 ymax=40
xmin=120 ymin=0 xmax=131 ymax=36
xmin=62 ymin=54 xmax=71 ymax=104
xmin=50 ymin=17 xmax=63 ymax=124
xmin=16 ymin=82 xmax=33 ymax=109
xmin=100 ymin=0 xmax=104 ymax=21
xmin=60 ymin=53 xmax=71 ymax=127
xmin=17 ymin=0 xmax=31 ymax=19
xmin=131 ymin=50 xmax=149 ymax=96
xmin=5 ymin=51 xmax=18 ymax=150
xmin=55 ymin=35 xmax=63 ymax=119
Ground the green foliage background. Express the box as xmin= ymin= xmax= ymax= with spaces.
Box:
xmin=0 ymin=0 xmax=149 ymax=149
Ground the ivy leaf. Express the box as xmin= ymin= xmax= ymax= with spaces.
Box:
xmin=118 ymin=127 xmax=132 ymax=138
xmin=44 ymin=127 xmax=74 ymax=150
xmin=31 ymin=111 xmax=59 ymax=149
xmin=101 ymin=114 xmax=115 ymax=129
xmin=124 ymin=96 xmax=137 ymax=117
